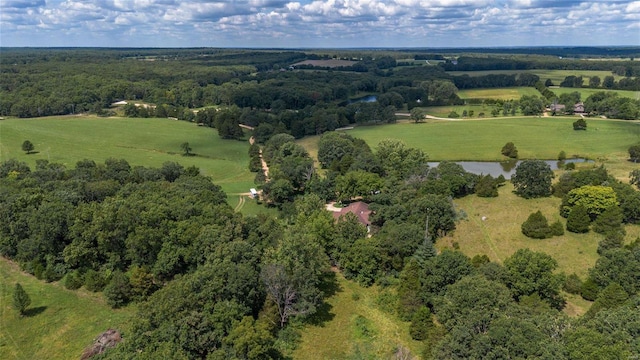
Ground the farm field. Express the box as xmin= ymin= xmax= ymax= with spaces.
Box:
xmin=447 ymin=69 xmax=626 ymax=84
xmin=0 ymin=116 xmax=254 ymax=196
xmin=301 ymin=117 xmax=640 ymax=164
xmin=457 ymin=87 xmax=540 ymax=100
xmin=0 ymin=258 xmax=134 ymax=360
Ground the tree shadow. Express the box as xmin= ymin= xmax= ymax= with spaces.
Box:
xmin=304 ymin=271 xmax=342 ymax=327
xmin=24 ymin=306 xmax=47 ymax=317
xmin=26 ymin=151 xmax=40 ymax=155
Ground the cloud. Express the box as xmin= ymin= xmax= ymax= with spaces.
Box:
xmin=0 ymin=0 xmax=637 ymax=47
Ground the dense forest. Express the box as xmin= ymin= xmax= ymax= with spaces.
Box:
xmin=2 ymin=48 xmax=640 ymax=358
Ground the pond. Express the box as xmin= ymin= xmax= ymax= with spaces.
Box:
xmin=344 ymin=95 xmax=378 ymax=105
xmin=427 ymin=159 xmax=593 ymax=179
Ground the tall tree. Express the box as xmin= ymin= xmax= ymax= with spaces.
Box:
xmin=21 ymin=140 xmax=35 ymax=154
xmin=511 ymin=160 xmax=554 ymax=198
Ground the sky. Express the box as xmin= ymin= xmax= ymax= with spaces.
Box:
xmin=1 ymin=0 xmax=639 ymax=48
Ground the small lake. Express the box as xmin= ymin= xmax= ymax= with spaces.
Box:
xmin=345 ymin=95 xmax=378 ymax=105
xmin=427 ymin=159 xmax=593 ymax=179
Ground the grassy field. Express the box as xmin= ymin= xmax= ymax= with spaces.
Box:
xmin=0 ymin=258 xmax=134 ymax=360
xmin=301 ymin=117 xmax=640 ymax=164
xmin=447 ymin=69 xmax=626 ymax=85
xmin=457 ymin=87 xmax=540 ymax=100
xmin=439 ymin=182 xmax=640 ymax=316
xmin=0 ymin=116 xmax=255 ymax=195
xmin=293 ymin=272 xmax=423 ymax=360
xmin=551 ymin=87 xmax=640 ymax=100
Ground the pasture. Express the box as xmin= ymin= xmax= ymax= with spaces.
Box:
xmin=0 ymin=116 xmax=254 ymax=196
xmin=551 ymin=87 xmax=640 ymax=100
xmin=0 ymin=258 xmax=133 ymax=360
xmin=457 ymin=87 xmax=540 ymax=100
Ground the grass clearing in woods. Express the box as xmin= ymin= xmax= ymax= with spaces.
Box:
xmin=0 ymin=257 xmax=134 ymax=360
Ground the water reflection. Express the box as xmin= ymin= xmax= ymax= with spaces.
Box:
xmin=427 ymin=159 xmax=593 ymax=179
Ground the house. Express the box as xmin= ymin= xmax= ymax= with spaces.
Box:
xmin=332 ymin=201 xmax=372 ymax=232
xmin=574 ymin=102 xmax=585 ymax=114
xmin=550 ymin=103 xmax=566 ymax=113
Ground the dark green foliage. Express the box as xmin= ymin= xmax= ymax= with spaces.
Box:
xmin=500 ymin=142 xmax=518 ymax=158
xmin=63 ymin=271 xmax=83 ymax=290
xmin=103 ymin=270 xmax=132 ymax=308
xmin=521 ymin=211 xmax=552 ymax=239
xmin=584 ymin=283 xmax=628 ymax=318
xmin=409 ymin=306 xmax=434 ymax=341
xmin=83 ymin=269 xmax=107 ymax=292
xmin=342 ymin=238 xmax=382 ymax=286
xmin=13 ymin=283 xmax=31 ymax=315
xmin=558 ymin=150 xmax=566 ymax=161
xmin=471 ymin=254 xmax=490 ymax=267
xmin=581 ymin=277 xmax=600 ymax=301
xmin=504 ymin=249 xmax=565 ymax=309
xmin=629 ymin=144 xmax=640 ymax=162
xmin=563 ymin=273 xmax=583 ymax=295
xmin=397 ymin=260 xmax=423 ymax=320
xmin=511 ymin=160 xmax=554 ymax=198
xmin=421 ymin=250 xmax=475 ymax=306
xmin=566 ymin=204 xmax=591 ymax=233
xmin=573 ymin=118 xmax=587 ymax=130
xmin=589 ymin=247 xmax=640 ymax=296
xmin=550 ymin=220 xmax=564 ymax=236
xmin=475 ymin=174 xmax=500 ymax=197
xmin=180 ymin=142 xmax=192 ymax=156
xmin=21 ymin=140 xmax=35 ymax=154
xmin=598 ymin=231 xmax=625 ymax=255
xmin=593 ymin=205 xmax=624 ymax=234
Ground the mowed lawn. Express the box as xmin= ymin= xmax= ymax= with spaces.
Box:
xmin=301 ymin=117 xmax=640 ymax=162
xmin=0 ymin=258 xmax=134 ymax=360
xmin=447 ymin=69 xmax=627 ymax=85
xmin=551 ymin=87 xmax=640 ymax=100
xmin=0 ymin=116 xmax=254 ymax=194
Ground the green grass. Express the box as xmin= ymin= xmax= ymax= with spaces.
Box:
xmin=0 ymin=258 xmax=134 ymax=360
xmin=0 ymin=116 xmax=255 ymax=195
xmin=438 ymin=182 xmax=640 ymax=316
xmin=457 ymin=87 xmax=540 ymax=100
xmin=293 ymin=272 xmax=423 ymax=360
xmin=300 ymin=117 xmax=640 ymax=163
xmin=551 ymin=87 xmax=640 ymax=100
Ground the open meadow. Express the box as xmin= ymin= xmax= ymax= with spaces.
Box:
xmin=0 ymin=116 xmax=255 ymax=196
xmin=551 ymin=87 xmax=640 ymax=100
xmin=0 ymin=258 xmax=134 ymax=360
xmin=457 ymin=87 xmax=540 ymax=100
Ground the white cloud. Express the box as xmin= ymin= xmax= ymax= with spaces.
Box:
xmin=0 ymin=0 xmax=637 ymax=47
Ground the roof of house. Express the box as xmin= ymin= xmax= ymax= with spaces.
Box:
xmin=332 ymin=201 xmax=371 ymax=226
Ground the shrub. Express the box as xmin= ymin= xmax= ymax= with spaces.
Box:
xmin=580 ymin=277 xmax=600 ymax=301
xmin=475 ymin=174 xmax=499 ymax=197
xmin=566 ymin=205 xmax=590 ymax=233
xmin=550 ymin=220 xmax=564 ymax=236
xmin=501 ymin=142 xmax=518 ymax=158
xmin=597 ymin=231 xmax=625 ymax=255
xmin=448 ymin=111 xmax=460 ymax=118
xmin=563 ymin=273 xmax=583 ymax=294
xmin=63 ymin=271 xmax=83 ymax=290
xmin=573 ymin=118 xmax=587 ymax=130
xmin=84 ymin=269 xmax=107 ymax=292
xmin=409 ymin=306 xmax=434 ymax=341
xmin=103 ymin=271 xmax=132 ymax=308
xmin=558 ymin=151 xmax=567 ymax=161
xmin=521 ymin=211 xmax=552 ymax=239
xmin=564 ymin=162 xmax=576 ymax=170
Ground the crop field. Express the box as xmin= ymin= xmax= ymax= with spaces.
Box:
xmin=0 ymin=116 xmax=254 ymax=195
xmin=447 ymin=69 xmax=626 ymax=85
xmin=0 ymin=258 xmax=134 ymax=360
xmin=457 ymin=87 xmax=540 ymax=100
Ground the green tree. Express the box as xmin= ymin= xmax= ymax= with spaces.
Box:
xmin=504 ymin=249 xmax=565 ymax=309
xmin=409 ymin=306 xmax=434 ymax=341
xmin=103 ymin=270 xmax=132 ymax=308
xmin=521 ymin=211 xmax=552 ymax=239
xmin=566 ymin=204 xmax=591 ymax=233
xmin=180 ymin=142 xmax=192 ymax=156
xmin=21 ymin=140 xmax=35 ymax=154
xmin=410 ymin=108 xmax=425 ymax=123
xmin=584 ymin=282 xmax=628 ymax=318
xmin=511 ymin=160 xmax=554 ymax=198
xmin=629 ymin=145 xmax=640 ymax=162
xmin=573 ymin=118 xmax=587 ymax=130
xmin=500 ymin=142 xmax=518 ymax=158
xmin=13 ymin=283 xmax=31 ymax=316
xmin=562 ymin=185 xmax=618 ymax=219
xmin=592 ymin=205 xmax=624 ymax=235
